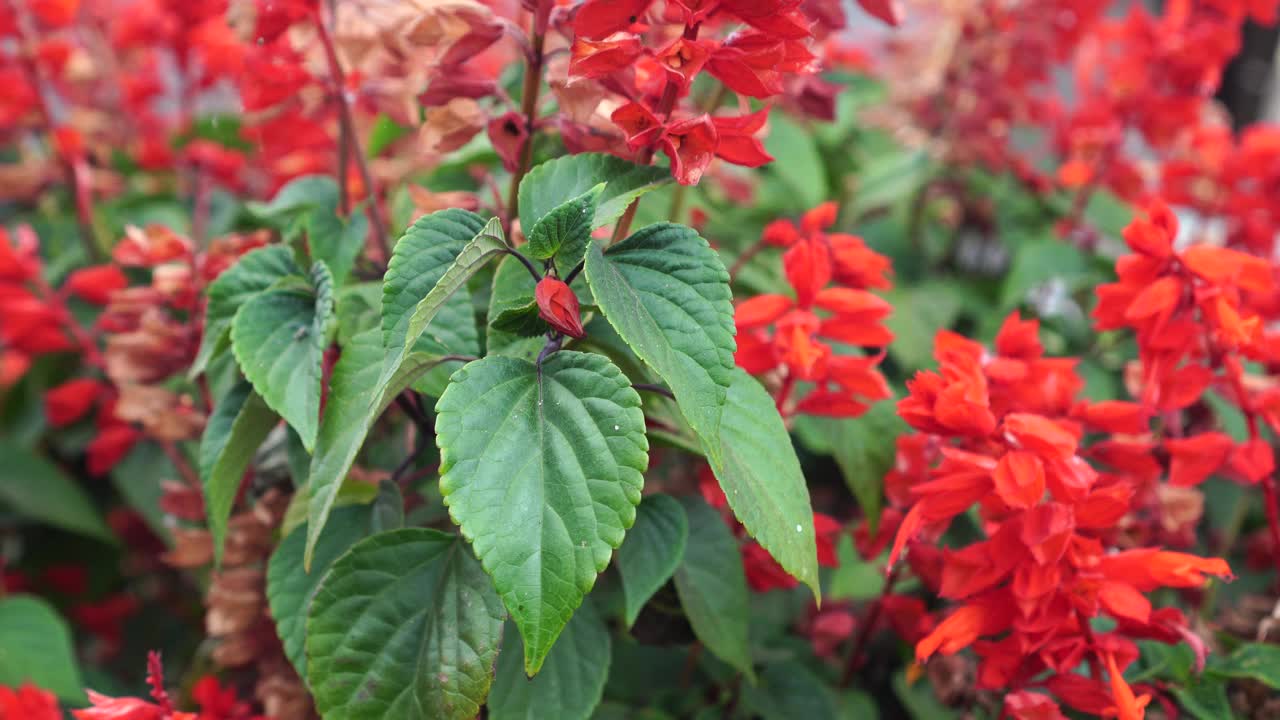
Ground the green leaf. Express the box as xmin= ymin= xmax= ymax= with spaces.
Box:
xmin=1207 ymin=642 xmax=1280 ymax=689
xmin=830 ymin=536 xmax=885 ymax=601
xmin=307 ymin=209 xmax=368 ymax=288
xmin=1171 ymin=679 xmax=1232 ymax=720
xmin=704 ymin=369 xmax=818 ymax=598
xmin=247 ymin=175 xmax=340 ymax=220
xmin=382 ymin=209 xmax=488 ymax=355
xmin=1000 ymin=235 xmax=1088 ymax=309
xmin=436 ymin=352 xmax=647 ymax=674
xmin=307 ymin=529 xmax=506 ymax=720
xmin=489 ymin=601 xmax=611 ymax=720
xmin=762 ymin=112 xmax=828 ymax=211
xmin=110 ymin=443 xmax=174 ymax=544
xmin=0 ymin=595 xmax=86 ymax=703
xmin=199 ymin=380 xmax=278 ymax=564
xmin=380 ymin=213 xmax=504 ymax=401
xmin=525 ymin=184 xmax=604 ymax=267
xmin=518 ymin=153 xmax=670 ymax=232
xmin=0 ymin=439 xmax=112 ymax=542
xmin=305 ymin=329 xmax=455 ymax=568
xmin=613 ymin=494 xmax=688 ymax=628
xmin=267 ymin=505 xmax=372 ymax=678
xmin=822 ymin=399 xmax=904 ymax=534
xmin=230 ymin=262 xmax=334 ymax=451
xmin=673 ymin=496 xmax=753 ymax=680
xmin=884 ymin=283 xmax=964 ymax=372
xmin=192 ymin=245 xmax=303 ymax=377
xmin=584 ymin=223 xmax=735 ymax=462
xmin=742 ymin=661 xmax=840 ymax=720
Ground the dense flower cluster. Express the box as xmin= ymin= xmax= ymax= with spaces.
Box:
xmin=888 ymin=312 xmax=1233 ymax=719
xmin=734 ymin=201 xmax=893 ymax=419
xmin=567 ymin=0 xmax=895 ymax=184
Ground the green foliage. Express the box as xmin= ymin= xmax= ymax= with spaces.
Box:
xmin=229 ymin=261 xmax=334 ymax=451
xmin=704 ymin=369 xmax=819 ymax=599
xmin=488 ymin=601 xmax=611 ymax=720
xmin=304 ymin=328 xmax=454 ymax=568
xmin=192 ymin=244 xmax=303 ymax=377
xmin=1207 ymin=642 xmax=1280 ymax=689
xmin=613 ymin=494 xmax=688 ymax=628
xmin=0 ymin=439 xmax=112 ymax=542
xmin=673 ymin=496 xmax=754 ymax=680
xmin=266 ymin=505 xmax=373 ymax=678
xmin=517 ymin=153 xmax=669 ymax=232
xmin=306 ymin=529 xmax=506 ymax=719
xmin=584 ymin=223 xmax=736 ymax=462
xmin=198 ymin=380 xmax=277 ymax=563
xmin=0 ymin=595 xmax=86 ymax=703
xmin=524 ymin=184 xmax=603 ymax=265
xmin=435 ymin=352 xmax=647 ymax=674
xmin=822 ymin=400 xmax=905 ymax=533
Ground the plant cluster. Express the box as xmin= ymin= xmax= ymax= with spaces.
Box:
xmin=5 ymin=0 xmax=1280 ymax=719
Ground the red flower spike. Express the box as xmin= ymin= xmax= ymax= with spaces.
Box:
xmin=1165 ymin=432 xmax=1233 ymax=486
xmin=535 ymin=278 xmax=586 ymax=339
xmin=0 ymin=683 xmax=62 ymax=720
xmin=735 ymin=294 xmax=793 ymax=329
xmin=65 ymin=265 xmax=129 ymax=305
xmin=656 ymin=38 xmax=716 ymax=92
xmin=569 ymin=35 xmax=645 ymax=79
xmin=252 ymin=0 xmax=314 ymax=44
xmin=762 ymin=219 xmax=800 ymax=247
xmin=1003 ymin=413 xmax=1077 ymax=459
xmin=1104 ymin=653 xmax=1152 ymax=720
xmin=611 ymin=102 xmax=664 ymax=151
xmin=661 ymin=116 xmax=719 ymax=186
xmin=782 ymin=241 xmax=831 ymax=307
xmin=45 ymin=378 xmax=105 ymax=427
xmin=711 ymin=110 xmax=774 ymax=167
xmin=573 ymin=0 xmax=652 ymax=39
xmin=993 ymin=450 xmax=1046 ymax=509
xmin=706 ymin=35 xmax=786 ymax=98
xmin=87 ymin=424 xmax=141 ymax=477
xmin=31 ymin=0 xmax=80 ymax=27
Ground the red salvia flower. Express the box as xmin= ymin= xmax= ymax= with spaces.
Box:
xmin=535 ymin=278 xmax=586 ymax=339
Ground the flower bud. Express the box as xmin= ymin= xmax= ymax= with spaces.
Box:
xmin=535 ymin=277 xmax=586 ymax=339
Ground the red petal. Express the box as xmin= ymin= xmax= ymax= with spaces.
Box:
xmin=855 ymin=0 xmax=901 ymax=25
xmin=573 ymin=0 xmax=651 ymax=39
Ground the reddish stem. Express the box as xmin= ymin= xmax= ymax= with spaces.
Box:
xmin=610 ymin=23 xmax=702 ymax=244
xmin=314 ymin=11 xmax=391 ymax=261
xmin=839 ymin=563 xmax=902 ymax=687
xmin=503 ymin=3 xmax=550 ymax=237
xmin=159 ymin=439 xmax=201 ymax=489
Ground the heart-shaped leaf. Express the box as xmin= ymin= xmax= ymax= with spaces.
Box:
xmin=192 ymin=244 xmax=303 ymax=377
xmin=518 ymin=153 xmax=669 ymax=232
xmin=435 ymin=351 xmax=647 ymax=674
xmin=306 ymin=529 xmax=506 ymax=719
xmin=703 ymin=369 xmax=820 ymax=599
xmin=584 ymin=223 xmax=735 ymax=462
xmin=266 ymin=505 xmax=372 ymax=678
xmin=488 ymin=600 xmax=611 ymax=720
xmin=230 ymin=261 xmax=334 ymax=451
xmin=613 ymin=493 xmax=688 ymax=628
xmin=674 ymin=496 xmax=753 ymax=680
xmin=524 ymin=184 xmax=603 ymax=266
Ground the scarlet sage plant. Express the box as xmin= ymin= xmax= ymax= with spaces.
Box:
xmin=9 ymin=0 xmax=1280 ymax=718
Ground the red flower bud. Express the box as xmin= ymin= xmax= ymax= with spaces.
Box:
xmin=535 ymin=278 xmax=586 ymax=339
